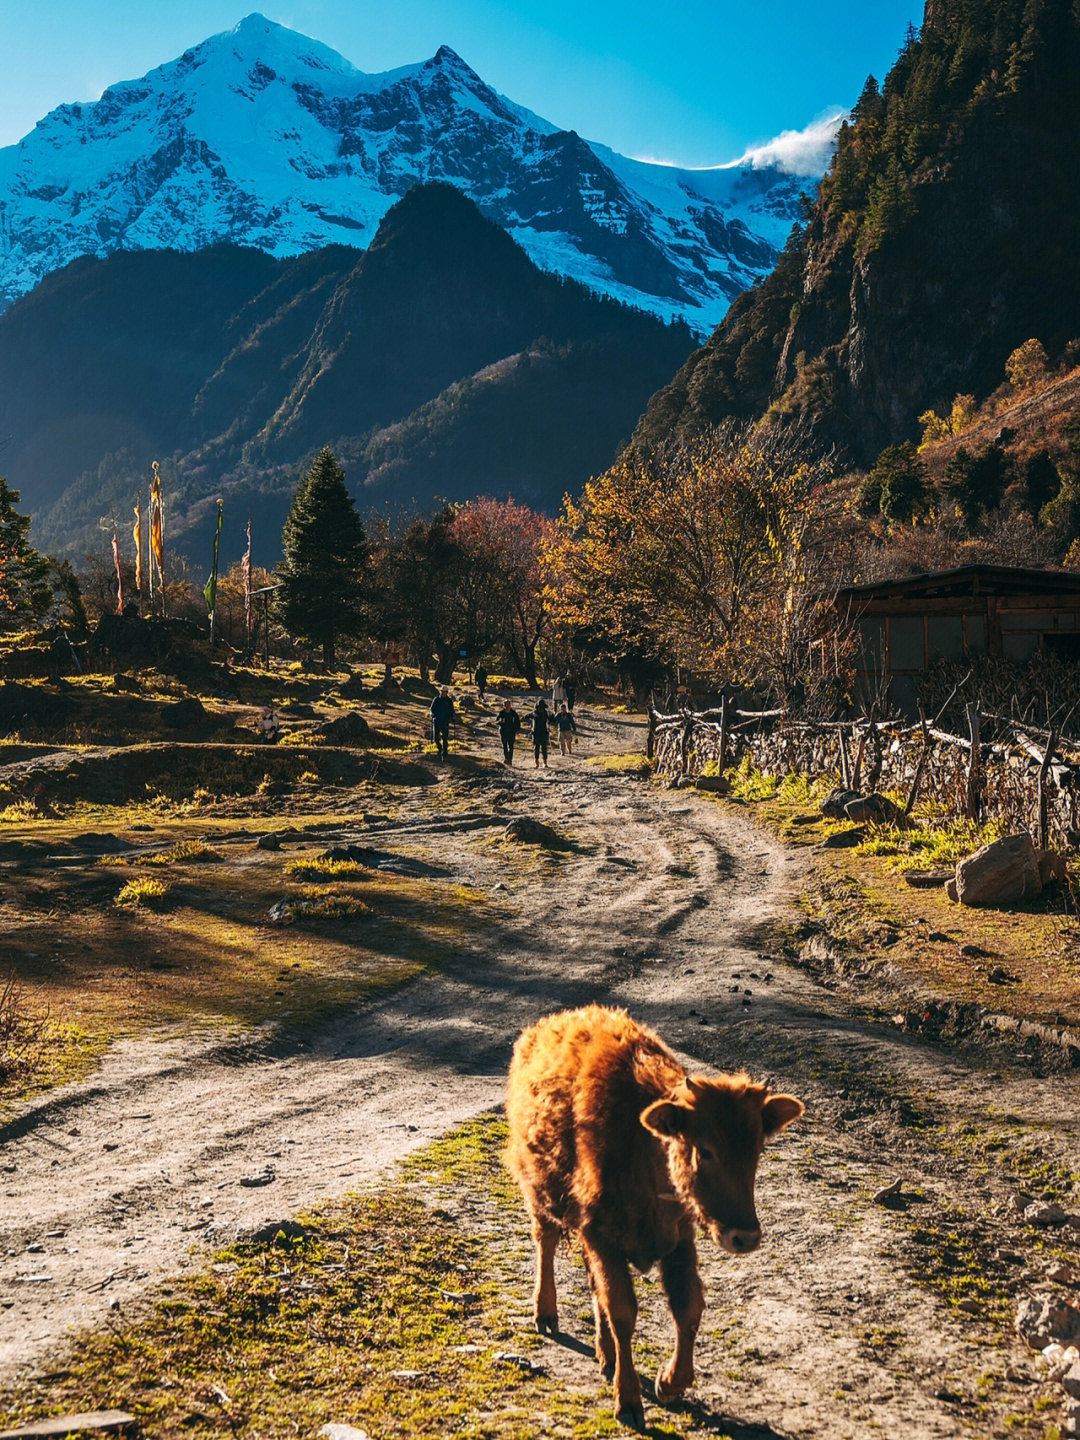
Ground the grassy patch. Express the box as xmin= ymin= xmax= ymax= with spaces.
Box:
xmin=585 ymin=751 xmax=654 ymax=777
xmin=132 ymin=841 xmax=224 ymax=867
xmin=0 ymin=1116 xmax=625 ymax=1440
xmin=114 ymin=877 xmax=172 ymax=909
xmin=285 ymin=857 xmax=368 ymax=881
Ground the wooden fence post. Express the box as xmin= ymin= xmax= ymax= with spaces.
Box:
xmin=718 ymin=695 xmax=730 ymax=774
xmin=964 ymin=703 xmax=981 ymax=820
xmin=681 ymin=715 xmax=693 ymax=776
xmin=647 ymin=707 xmax=656 ymax=761
xmin=1038 ymin=727 xmax=1059 ymax=851
xmin=905 ymin=706 xmax=932 ymax=818
xmin=867 ymin=710 xmax=883 ymax=793
xmin=838 ymin=727 xmax=852 ymax=790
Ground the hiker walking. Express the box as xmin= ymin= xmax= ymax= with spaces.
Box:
xmin=564 ymin=670 xmax=577 ymax=711
xmin=552 ymin=673 xmax=568 ymax=710
xmin=429 ymin=686 xmax=455 ymax=760
xmin=555 ymin=702 xmax=578 ymax=755
xmin=496 ymin=698 xmax=522 ymax=766
xmin=531 ymin=697 xmax=551 ymax=768
xmin=474 ymin=663 xmax=488 ymax=702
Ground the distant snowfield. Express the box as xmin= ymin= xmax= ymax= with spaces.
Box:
xmin=0 ymin=13 xmax=842 ymax=331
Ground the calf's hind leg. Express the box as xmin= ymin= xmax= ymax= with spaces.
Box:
xmin=655 ymin=1235 xmax=704 ymax=1403
xmin=584 ymin=1250 xmax=615 ymax=1377
xmin=531 ymin=1216 xmax=559 ymax=1335
xmin=582 ymin=1231 xmax=644 ymax=1431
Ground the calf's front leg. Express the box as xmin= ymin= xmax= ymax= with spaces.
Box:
xmin=582 ymin=1231 xmax=644 ymax=1431
xmin=655 ymin=1235 xmax=704 ymax=1403
xmin=531 ymin=1217 xmax=559 ymax=1335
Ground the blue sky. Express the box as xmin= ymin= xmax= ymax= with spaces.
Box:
xmin=1 ymin=0 xmax=922 ymax=165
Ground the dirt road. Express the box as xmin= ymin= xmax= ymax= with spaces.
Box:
xmin=3 ymin=707 xmax=1080 ymax=1437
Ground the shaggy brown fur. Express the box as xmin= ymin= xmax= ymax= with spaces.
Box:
xmin=505 ymin=1004 xmax=803 ymax=1430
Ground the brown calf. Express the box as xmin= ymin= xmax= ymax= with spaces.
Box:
xmin=505 ymin=1005 xmax=803 ymax=1430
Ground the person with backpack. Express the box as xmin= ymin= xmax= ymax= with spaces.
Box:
xmin=474 ymin=663 xmax=488 ymax=702
xmin=496 ymin=698 xmax=522 ymax=765
xmin=429 ymin=686 xmax=455 ymax=760
xmin=555 ymin=702 xmax=578 ymax=755
xmin=531 ymin=697 xmax=551 ymax=768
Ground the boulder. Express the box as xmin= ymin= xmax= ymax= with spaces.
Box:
xmin=1038 ymin=848 xmax=1069 ymax=887
xmin=256 ymin=832 xmax=282 ymax=851
xmin=844 ymin=792 xmax=901 ymax=825
xmin=821 ymin=787 xmax=861 ymax=818
xmin=337 ymin=670 xmax=366 ymax=699
xmin=503 ymin=817 xmax=571 ymax=849
xmin=1016 ymin=1295 xmax=1080 ymax=1349
xmin=160 ymin=695 xmax=207 ymax=730
xmin=694 ymin=774 xmax=728 ymax=793
xmin=822 ymin=826 xmax=866 ymax=848
xmin=319 ymin=711 xmax=372 ymax=745
xmin=953 ymin=833 xmax=1042 ymax=908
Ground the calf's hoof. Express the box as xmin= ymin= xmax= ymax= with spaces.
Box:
xmin=615 ymin=1401 xmax=646 ymax=1432
xmin=655 ymin=1360 xmax=693 ymax=1403
xmin=535 ymin=1311 xmax=558 ymax=1337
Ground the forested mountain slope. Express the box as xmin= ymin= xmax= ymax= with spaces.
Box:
xmin=635 ymin=0 xmax=1080 ymax=465
xmin=0 ymin=184 xmax=694 ymax=559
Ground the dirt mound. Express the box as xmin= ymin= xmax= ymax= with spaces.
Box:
xmin=0 ymin=743 xmax=436 ymax=808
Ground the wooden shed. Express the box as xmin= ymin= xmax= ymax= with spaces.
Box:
xmin=835 ymin=564 xmax=1080 ymax=714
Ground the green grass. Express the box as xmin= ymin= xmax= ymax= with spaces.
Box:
xmin=0 ymin=1116 xmax=626 ymax=1440
xmin=285 ymin=857 xmax=368 ymax=881
xmin=114 ymin=877 xmax=172 ymax=909
xmin=585 ymin=751 xmax=654 ymax=776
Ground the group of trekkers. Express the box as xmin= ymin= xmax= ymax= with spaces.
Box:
xmin=428 ymin=670 xmax=579 ymax=767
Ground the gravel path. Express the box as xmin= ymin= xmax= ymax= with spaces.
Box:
xmin=3 ymin=707 xmax=1080 ymax=1437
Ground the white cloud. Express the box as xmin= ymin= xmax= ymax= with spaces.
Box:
xmin=725 ymin=110 xmax=848 ymax=176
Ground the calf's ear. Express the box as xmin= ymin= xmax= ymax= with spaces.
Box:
xmin=761 ymin=1093 xmax=804 ymax=1138
xmin=640 ymin=1099 xmax=692 ymax=1139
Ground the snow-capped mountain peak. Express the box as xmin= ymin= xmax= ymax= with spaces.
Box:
xmin=0 ymin=18 xmax=835 ymax=331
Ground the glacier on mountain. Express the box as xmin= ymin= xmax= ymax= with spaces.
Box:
xmin=0 ymin=13 xmax=841 ymax=332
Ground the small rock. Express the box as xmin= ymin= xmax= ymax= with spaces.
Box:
xmin=503 ymin=817 xmax=571 ymax=849
xmin=1049 ymin=1263 xmax=1079 ymax=1286
xmin=988 ymin=965 xmax=1019 ymax=984
xmin=822 ymin=825 xmax=866 ymax=848
xmin=927 ymin=931 xmax=952 ymax=943
xmin=494 ymin=1352 xmax=546 ymax=1375
xmin=256 ymin=833 xmax=282 ymax=851
xmin=265 ymin=899 xmax=295 ymax=926
xmin=1025 ymin=1201 xmax=1068 ymax=1227
xmin=1066 ymin=1360 xmax=1080 ymax=1399
xmin=239 ymin=1168 xmax=276 ymax=1189
xmin=960 ymin=943 xmax=989 ymax=958
xmin=242 ymin=1219 xmax=313 ymax=1246
xmin=871 ymin=1178 xmax=904 ymax=1206
xmin=1016 ymin=1295 xmax=1080 ymax=1348
xmin=320 ymin=1427 xmax=371 ymax=1440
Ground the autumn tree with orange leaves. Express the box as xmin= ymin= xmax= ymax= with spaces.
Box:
xmin=544 ymin=423 xmax=844 ymax=705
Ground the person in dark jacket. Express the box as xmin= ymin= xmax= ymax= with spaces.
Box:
xmin=531 ymin=698 xmax=551 ymax=768
xmin=555 ymin=702 xmax=578 ymax=755
xmin=474 ymin=664 xmax=488 ymax=702
xmin=429 ymin=687 xmax=455 ymax=760
xmin=496 ymin=698 xmax=522 ymax=765
xmin=564 ymin=670 xmax=577 ymax=711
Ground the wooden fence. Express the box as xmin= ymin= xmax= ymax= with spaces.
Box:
xmin=648 ymin=701 xmax=1080 ymax=852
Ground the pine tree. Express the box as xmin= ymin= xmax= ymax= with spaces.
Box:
xmin=276 ymin=449 xmax=369 ymax=671
xmin=0 ymin=478 xmax=52 ymax=633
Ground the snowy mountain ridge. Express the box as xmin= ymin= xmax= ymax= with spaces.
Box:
xmin=0 ymin=14 xmax=841 ymax=332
